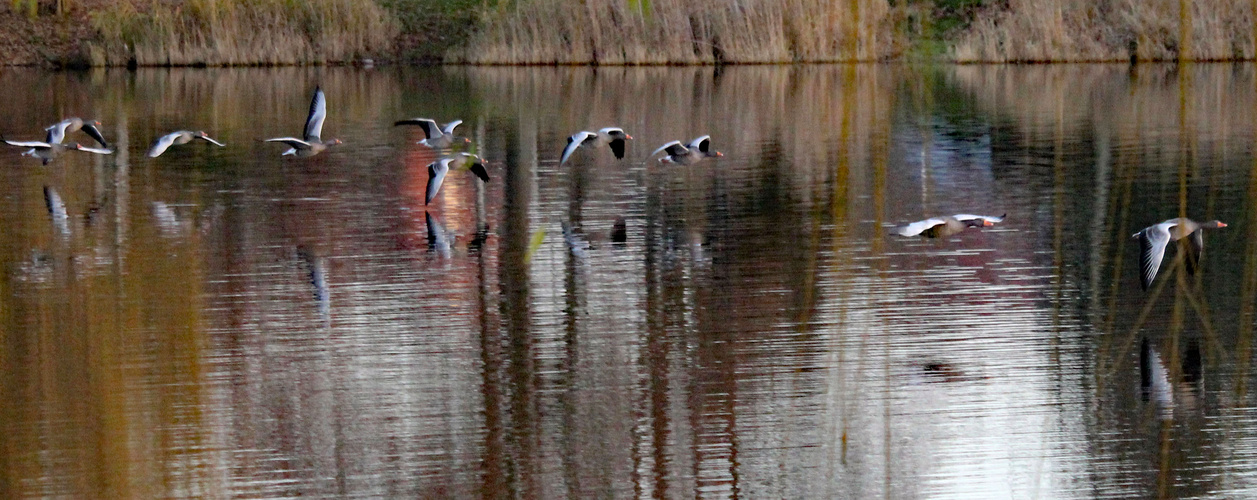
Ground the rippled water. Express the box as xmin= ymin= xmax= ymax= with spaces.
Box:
xmin=3 ymin=64 xmax=1257 ymax=498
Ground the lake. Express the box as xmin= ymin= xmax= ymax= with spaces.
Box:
xmin=1 ymin=64 xmax=1256 ymax=498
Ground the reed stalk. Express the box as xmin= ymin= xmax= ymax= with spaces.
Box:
xmin=89 ymin=0 xmax=397 ymax=66
xmin=952 ymin=0 xmax=1254 ymax=62
xmin=448 ymin=0 xmax=895 ymax=64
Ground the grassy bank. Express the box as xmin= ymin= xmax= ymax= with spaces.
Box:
xmin=953 ymin=0 xmax=1255 ymax=62
xmin=88 ymin=0 xmax=396 ymax=66
xmin=2 ymin=0 xmax=1257 ymax=65
xmin=449 ymin=0 xmax=895 ymax=64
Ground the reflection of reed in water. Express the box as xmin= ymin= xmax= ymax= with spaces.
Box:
xmin=464 ymin=66 xmax=892 ymax=185
xmin=951 ymin=65 xmax=1257 ymax=150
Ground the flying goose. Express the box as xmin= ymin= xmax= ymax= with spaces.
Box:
xmin=148 ymin=130 xmax=225 ymax=157
xmin=892 ymin=213 xmax=1005 ymax=238
xmin=560 ymin=127 xmax=632 ymax=164
xmin=265 ymin=87 xmax=342 ymax=157
xmin=46 ymin=117 xmax=109 ymax=149
xmin=5 ymin=130 xmax=113 ymax=165
xmin=425 ymin=152 xmax=490 ymax=205
xmin=394 ymin=118 xmax=470 ymax=149
xmin=651 ymin=135 xmax=723 ymax=165
xmin=1133 ymin=217 xmax=1227 ymax=290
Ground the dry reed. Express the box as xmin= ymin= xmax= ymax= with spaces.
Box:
xmin=89 ymin=0 xmax=397 ymax=66
xmin=952 ymin=0 xmax=1254 ymax=62
xmin=448 ymin=0 xmax=895 ymax=64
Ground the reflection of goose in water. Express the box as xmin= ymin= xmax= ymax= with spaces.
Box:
xmin=919 ymin=361 xmax=989 ymax=383
xmin=611 ymin=217 xmax=627 ymax=244
xmin=650 ymin=135 xmax=723 ymax=165
xmin=148 ymin=201 xmax=223 ymax=239
xmin=560 ymin=221 xmax=590 ymax=260
xmin=425 ymin=211 xmax=452 ymax=259
xmin=265 ymin=86 xmax=342 ymax=157
xmin=467 ymin=222 xmax=491 ymax=254
xmin=1133 ymin=218 xmax=1227 ymax=290
xmin=1140 ymin=338 xmax=1204 ymax=419
xmin=560 ymin=127 xmax=632 ymax=164
xmin=150 ymin=201 xmax=193 ymax=238
xmin=296 ymin=245 xmax=330 ymax=321
xmin=394 ymin=118 xmax=470 ymax=149
xmin=43 ymin=186 xmax=70 ymax=238
xmin=148 ymin=130 xmax=225 ymax=157
xmin=891 ymin=213 xmax=1005 ymax=238
xmin=45 ymin=117 xmax=109 ymax=148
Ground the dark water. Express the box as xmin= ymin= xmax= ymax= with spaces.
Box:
xmin=2 ymin=64 xmax=1257 ymax=498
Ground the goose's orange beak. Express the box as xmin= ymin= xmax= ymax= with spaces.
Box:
xmin=626 ymin=134 xmax=633 ymax=140
xmin=1219 ymin=222 xmax=1229 ymax=227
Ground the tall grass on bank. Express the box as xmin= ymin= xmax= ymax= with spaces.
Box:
xmin=953 ymin=0 xmax=1254 ymax=62
xmin=449 ymin=0 xmax=894 ymax=64
xmin=89 ymin=0 xmax=397 ymax=66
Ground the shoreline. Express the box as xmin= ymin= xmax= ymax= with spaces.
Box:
xmin=2 ymin=1 xmax=1254 ymax=68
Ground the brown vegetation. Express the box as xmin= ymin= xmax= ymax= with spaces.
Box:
xmin=953 ymin=0 xmax=1256 ymax=62
xmin=87 ymin=0 xmax=397 ymax=66
xmin=4 ymin=0 xmax=1257 ymax=65
xmin=449 ymin=0 xmax=896 ymax=64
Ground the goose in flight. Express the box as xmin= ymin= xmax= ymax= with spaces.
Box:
xmin=148 ymin=130 xmax=225 ymax=157
xmin=266 ymin=87 xmax=342 ymax=157
xmin=426 ymin=152 xmax=490 ymax=205
xmin=651 ymin=135 xmax=723 ymax=165
xmin=394 ymin=118 xmax=470 ymax=149
xmin=892 ymin=213 xmax=1005 ymax=238
xmin=46 ymin=117 xmax=109 ymax=149
xmin=1133 ymin=217 xmax=1227 ymax=290
xmin=5 ymin=130 xmax=113 ymax=165
xmin=560 ymin=127 xmax=632 ymax=164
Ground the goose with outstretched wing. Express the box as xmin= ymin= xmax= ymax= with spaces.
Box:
xmin=266 ymin=87 xmax=342 ymax=157
xmin=395 ymin=118 xmax=470 ymax=149
xmin=892 ymin=213 xmax=1005 ymax=238
xmin=1133 ymin=217 xmax=1227 ymax=290
xmin=46 ymin=117 xmax=108 ymax=149
xmin=425 ymin=152 xmax=490 ymax=205
xmin=148 ymin=130 xmax=225 ymax=157
xmin=651 ymin=135 xmax=723 ymax=165
xmin=560 ymin=127 xmax=632 ymax=164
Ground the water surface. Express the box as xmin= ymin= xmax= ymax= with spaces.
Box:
xmin=2 ymin=64 xmax=1257 ymax=498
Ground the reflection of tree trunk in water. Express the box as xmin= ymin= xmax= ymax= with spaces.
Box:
xmin=1096 ymin=72 xmax=1140 ymax=391
xmin=869 ymin=66 xmax=892 ymax=500
xmin=832 ymin=62 xmax=856 ymax=474
xmin=637 ymin=156 xmax=671 ymax=498
xmin=1051 ymin=83 xmax=1065 ymax=379
xmin=1088 ymin=123 xmax=1111 ymax=327
xmin=1157 ymin=417 xmax=1174 ymax=499
xmin=486 ymin=121 xmax=537 ymax=498
xmin=559 ymin=149 xmax=584 ymax=498
xmin=1155 ymin=68 xmax=1193 ymax=498
xmin=1236 ymin=70 xmax=1257 ymax=398
xmin=97 ymin=108 xmax=131 ymax=497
